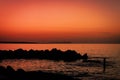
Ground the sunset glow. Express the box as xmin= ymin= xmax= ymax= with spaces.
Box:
xmin=0 ymin=0 xmax=120 ymax=43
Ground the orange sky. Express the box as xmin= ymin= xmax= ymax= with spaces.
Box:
xmin=0 ymin=0 xmax=120 ymax=43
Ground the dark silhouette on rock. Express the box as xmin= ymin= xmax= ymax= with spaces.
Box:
xmin=0 ymin=48 xmax=88 ymax=62
xmin=0 ymin=66 xmax=79 ymax=80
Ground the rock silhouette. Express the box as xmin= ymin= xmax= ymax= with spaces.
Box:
xmin=82 ymin=53 xmax=88 ymax=62
xmin=0 ymin=48 xmax=88 ymax=62
xmin=0 ymin=66 xmax=79 ymax=80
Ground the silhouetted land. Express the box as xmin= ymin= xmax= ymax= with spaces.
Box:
xmin=0 ymin=66 xmax=79 ymax=80
xmin=0 ymin=41 xmax=38 ymax=44
xmin=0 ymin=48 xmax=88 ymax=62
xmin=48 ymin=41 xmax=72 ymax=44
xmin=0 ymin=41 xmax=120 ymax=44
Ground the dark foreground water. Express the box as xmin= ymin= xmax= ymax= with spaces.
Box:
xmin=0 ymin=44 xmax=120 ymax=80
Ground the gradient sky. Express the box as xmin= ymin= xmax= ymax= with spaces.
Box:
xmin=0 ymin=0 xmax=120 ymax=43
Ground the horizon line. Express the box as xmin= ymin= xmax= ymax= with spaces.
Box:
xmin=0 ymin=41 xmax=120 ymax=44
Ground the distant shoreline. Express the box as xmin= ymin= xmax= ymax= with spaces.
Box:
xmin=0 ymin=42 xmax=120 ymax=44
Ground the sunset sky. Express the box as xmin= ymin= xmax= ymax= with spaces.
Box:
xmin=0 ymin=0 xmax=120 ymax=43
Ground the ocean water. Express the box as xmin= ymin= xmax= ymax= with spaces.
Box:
xmin=0 ymin=44 xmax=120 ymax=80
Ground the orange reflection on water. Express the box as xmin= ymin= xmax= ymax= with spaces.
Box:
xmin=0 ymin=59 xmax=102 ymax=73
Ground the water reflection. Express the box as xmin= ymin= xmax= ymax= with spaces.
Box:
xmin=0 ymin=58 xmax=120 ymax=79
xmin=0 ymin=59 xmax=114 ymax=74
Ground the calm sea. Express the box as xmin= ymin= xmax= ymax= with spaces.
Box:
xmin=0 ymin=44 xmax=120 ymax=79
